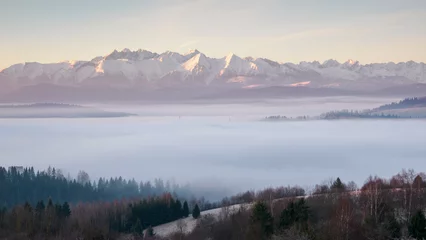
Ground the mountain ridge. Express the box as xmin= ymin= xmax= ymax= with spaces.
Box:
xmin=1 ymin=48 xmax=425 ymax=101
xmin=2 ymin=48 xmax=425 ymax=83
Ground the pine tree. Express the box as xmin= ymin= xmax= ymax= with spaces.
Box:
xmin=24 ymin=201 xmax=32 ymax=213
xmin=280 ymin=201 xmax=296 ymax=229
xmin=47 ymin=198 xmax=53 ymax=208
xmin=55 ymin=203 xmax=62 ymax=217
xmin=182 ymin=201 xmax=189 ymax=218
xmin=35 ymin=201 xmax=45 ymax=214
xmin=294 ymin=199 xmax=309 ymax=232
xmin=250 ymin=201 xmax=274 ymax=238
xmin=331 ymin=177 xmax=345 ymax=191
xmin=132 ymin=218 xmax=143 ymax=235
xmin=409 ymin=210 xmax=426 ymax=240
xmin=192 ymin=204 xmax=201 ymax=219
xmin=61 ymin=202 xmax=71 ymax=218
xmin=279 ymin=199 xmax=309 ymax=231
xmin=174 ymin=199 xmax=183 ymax=219
xmin=384 ymin=213 xmax=401 ymax=239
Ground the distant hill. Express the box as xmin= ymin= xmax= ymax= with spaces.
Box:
xmin=263 ymin=96 xmax=426 ymax=121
xmin=0 ymin=103 xmax=84 ymax=109
xmin=0 ymin=102 xmax=136 ymax=118
xmin=373 ymin=97 xmax=426 ymax=111
xmin=368 ymin=97 xmax=426 ymax=118
xmin=320 ymin=97 xmax=426 ymax=119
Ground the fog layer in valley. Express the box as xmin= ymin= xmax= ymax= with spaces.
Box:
xmin=1 ymin=97 xmax=424 ymax=200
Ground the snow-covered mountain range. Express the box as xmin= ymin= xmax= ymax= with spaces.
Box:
xmin=1 ymin=49 xmax=425 ymax=101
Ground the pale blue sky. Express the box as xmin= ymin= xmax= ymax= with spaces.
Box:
xmin=1 ymin=0 xmax=426 ymax=69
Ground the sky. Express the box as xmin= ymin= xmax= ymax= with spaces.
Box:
xmin=1 ymin=0 xmax=426 ymax=69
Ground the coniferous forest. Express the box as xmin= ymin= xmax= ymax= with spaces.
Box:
xmin=0 ymin=166 xmax=194 ymax=208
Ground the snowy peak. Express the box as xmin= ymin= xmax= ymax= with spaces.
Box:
xmin=346 ymin=59 xmax=357 ymax=65
xmin=1 ymin=49 xmax=425 ymax=89
xmin=182 ymin=49 xmax=201 ymax=62
xmin=104 ymin=49 xmax=158 ymax=61
xmin=223 ymin=53 xmax=254 ymax=75
xmin=186 ymin=49 xmax=200 ymax=55
xmin=121 ymin=48 xmax=131 ymax=53
xmin=258 ymin=58 xmax=281 ymax=68
xmin=160 ymin=51 xmax=185 ymax=63
xmin=322 ymin=59 xmax=340 ymax=68
xmin=182 ymin=53 xmax=211 ymax=72
xmin=343 ymin=59 xmax=360 ymax=68
xmin=224 ymin=52 xmax=239 ymax=65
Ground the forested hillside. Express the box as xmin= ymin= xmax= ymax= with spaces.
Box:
xmin=374 ymin=97 xmax=426 ymax=111
xmin=185 ymin=169 xmax=426 ymax=240
xmin=0 ymin=166 xmax=193 ymax=208
xmin=2 ymin=167 xmax=426 ymax=240
xmin=0 ymin=193 xmax=195 ymax=239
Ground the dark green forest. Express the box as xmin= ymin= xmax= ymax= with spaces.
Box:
xmin=0 ymin=166 xmax=194 ymax=208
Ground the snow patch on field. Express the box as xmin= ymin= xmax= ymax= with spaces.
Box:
xmin=153 ymin=204 xmax=249 ymax=237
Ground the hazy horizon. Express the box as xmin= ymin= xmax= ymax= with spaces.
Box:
xmin=2 ymin=0 xmax=426 ymax=69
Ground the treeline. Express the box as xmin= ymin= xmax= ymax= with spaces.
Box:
xmin=0 ymin=103 xmax=83 ymax=109
xmin=184 ymin=169 xmax=426 ymax=240
xmin=320 ymin=109 xmax=400 ymax=119
xmin=2 ymin=166 xmax=298 ymax=213
xmin=0 ymin=166 xmax=193 ymax=208
xmin=0 ymin=193 xmax=203 ymax=240
xmin=263 ymin=115 xmax=310 ymax=121
xmin=374 ymin=97 xmax=426 ymax=111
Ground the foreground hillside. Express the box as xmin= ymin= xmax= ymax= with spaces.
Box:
xmin=2 ymin=166 xmax=426 ymax=240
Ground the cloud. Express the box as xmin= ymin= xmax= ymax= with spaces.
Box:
xmin=179 ymin=40 xmax=200 ymax=49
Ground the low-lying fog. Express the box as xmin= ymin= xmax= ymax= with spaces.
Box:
xmin=1 ymin=97 xmax=425 ymax=200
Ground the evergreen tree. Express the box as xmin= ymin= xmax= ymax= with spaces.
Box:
xmin=35 ymin=201 xmax=45 ymax=214
xmin=384 ymin=213 xmax=401 ymax=239
xmin=279 ymin=199 xmax=309 ymax=232
xmin=331 ymin=177 xmax=345 ymax=191
xmin=192 ymin=204 xmax=201 ymax=219
xmin=294 ymin=199 xmax=309 ymax=232
xmin=409 ymin=210 xmax=426 ymax=240
xmin=173 ymin=199 xmax=183 ymax=219
xmin=61 ymin=202 xmax=71 ymax=218
xmin=132 ymin=218 xmax=143 ymax=235
xmin=250 ymin=201 xmax=274 ymax=238
xmin=47 ymin=198 xmax=54 ymax=208
xmin=280 ymin=201 xmax=296 ymax=229
xmin=182 ymin=201 xmax=189 ymax=217
xmin=24 ymin=201 xmax=33 ymax=213
xmin=55 ymin=203 xmax=62 ymax=217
